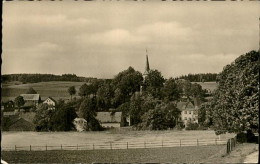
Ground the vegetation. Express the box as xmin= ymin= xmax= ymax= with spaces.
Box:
xmin=1 ymin=73 xmax=97 ymax=83
xmin=34 ymin=102 xmax=77 ymax=132
xmin=14 ymin=96 xmax=25 ymax=109
xmin=176 ymin=73 xmax=218 ymax=82
xmin=210 ymin=50 xmax=259 ymax=135
xmin=67 ymin=86 xmax=76 ymax=100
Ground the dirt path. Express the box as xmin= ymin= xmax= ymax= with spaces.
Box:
xmin=243 ymin=150 xmax=259 ymax=163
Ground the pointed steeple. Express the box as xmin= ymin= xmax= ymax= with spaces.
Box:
xmin=144 ymin=49 xmax=150 ymax=76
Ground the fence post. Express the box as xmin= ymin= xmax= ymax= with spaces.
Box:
xmin=77 ymin=144 xmax=78 ymax=150
xmin=180 ymin=139 xmax=181 ymax=147
xmin=93 ymin=144 xmax=95 ymax=150
xmin=197 ymin=139 xmax=199 ymax=146
xmin=215 ymin=138 xmax=217 ymax=145
xmin=162 ymin=141 xmax=163 ymax=148
xmin=15 ymin=145 xmax=16 ymax=151
xmin=110 ymin=142 xmax=112 ymax=150
xmin=30 ymin=145 xmax=31 ymax=151
xmin=46 ymin=144 xmax=47 ymax=151
xmin=144 ymin=142 xmax=146 ymax=149
xmin=127 ymin=142 xmax=128 ymax=149
xmin=226 ymin=140 xmax=229 ymax=154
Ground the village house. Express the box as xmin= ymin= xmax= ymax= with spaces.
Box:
xmin=43 ymin=97 xmax=57 ymax=110
xmin=20 ymin=94 xmax=41 ymax=107
xmin=177 ymin=101 xmax=198 ymax=127
xmin=73 ymin=118 xmax=87 ymax=132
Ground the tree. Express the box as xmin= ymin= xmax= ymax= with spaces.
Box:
xmin=198 ymin=102 xmax=213 ymax=127
xmin=26 ymin=87 xmax=37 ymax=94
xmin=34 ymin=104 xmax=54 ymax=131
xmin=211 ymin=50 xmax=259 ymax=135
xmin=51 ymin=105 xmax=77 ymax=131
xmin=14 ymin=96 xmax=25 ymax=109
xmin=162 ymin=78 xmax=182 ymax=102
xmin=143 ymin=69 xmax=165 ymax=98
xmin=78 ymin=83 xmax=91 ymax=98
xmin=79 ymin=97 xmax=102 ymax=131
xmin=112 ymin=67 xmax=143 ymax=107
xmin=97 ymin=83 xmax=113 ymax=111
xmin=68 ymin=86 xmax=76 ymax=100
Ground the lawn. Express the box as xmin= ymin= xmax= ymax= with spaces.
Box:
xmin=1 ymin=145 xmax=226 ymax=163
xmin=1 ymin=130 xmax=235 ymax=150
xmin=1 ymin=81 xmax=85 ymax=101
xmin=191 ymin=82 xmax=218 ymax=92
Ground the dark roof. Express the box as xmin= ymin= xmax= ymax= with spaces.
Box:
xmin=20 ymin=94 xmax=40 ymax=101
xmin=96 ymin=112 xmax=122 ymax=123
xmin=177 ymin=101 xmax=195 ymax=111
xmin=9 ymin=118 xmax=35 ymax=131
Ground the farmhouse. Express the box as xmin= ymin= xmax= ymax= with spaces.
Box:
xmin=96 ymin=112 xmax=122 ymax=128
xmin=20 ymin=94 xmax=41 ymax=107
xmin=73 ymin=118 xmax=87 ymax=132
xmin=43 ymin=97 xmax=57 ymax=110
xmin=177 ymin=101 xmax=198 ymax=127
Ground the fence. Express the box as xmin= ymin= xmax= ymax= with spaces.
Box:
xmin=226 ymin=136 xmax=237 ymax=154
xmin=2 ymin=138 xmax=228 ymax=151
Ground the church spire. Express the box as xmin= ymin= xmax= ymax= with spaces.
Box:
xmin=143 ymin=49 xmax=150 ymax=76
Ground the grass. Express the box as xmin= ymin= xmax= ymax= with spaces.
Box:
xmin=1 ymin=145 xmax=226 ymax=163
xmin=1 ymin=130 xmax=235 ymax=149
xmin=201 ymin=143 xmax=258 ymax=163
xmin=191 ymin=82 xmax=218 ymax=92
xmin=1 ymin=81 xmax=85 ymax=101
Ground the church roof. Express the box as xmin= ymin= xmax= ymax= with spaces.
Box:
xmin=143 ymin=52 xmax=150 ymax=75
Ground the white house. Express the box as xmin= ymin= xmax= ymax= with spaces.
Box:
xmin=177 ymin=101 xmax=198 ymax=127
xmin=43 ymin=97 xmax=56 ymax=110
xmin=73 ymin=118 xmax=87 ymax=132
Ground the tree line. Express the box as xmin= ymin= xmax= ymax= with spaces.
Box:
xmin=176 ymin=73 xmax=218 ymax=82
xmin=1 ymin=73 xmax=97 ymax=83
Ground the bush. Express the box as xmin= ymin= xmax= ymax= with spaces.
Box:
xmin=185 ymin=121 xmax=199 ymax=130
xmin=197 ymin=125 xmax=208 ymax=130
xmin=237 ymin=132 xmax=247 ymax=143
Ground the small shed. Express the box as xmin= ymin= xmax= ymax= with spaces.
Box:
xmin=8 ymin=117 xmax=35 ymax=131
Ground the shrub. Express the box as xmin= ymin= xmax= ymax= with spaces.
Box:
xmin=185 ymin=121 xmax=199 ymax=130
xmin=237 ymin=132 xmax=247 ymax=143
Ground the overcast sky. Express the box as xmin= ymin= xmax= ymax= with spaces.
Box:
xmin=2 ymin=1 xmax=259 ymax=79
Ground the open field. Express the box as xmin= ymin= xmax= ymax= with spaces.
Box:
xmin=1 ymin=130 xmax=235 ymax=150
xmin=1 ymin=145 xmax=226 ymax=163
xmin=191 ymin=82 xmax=218 ymax=92
xmin=1 ymin=81 xmax=85 ymax=101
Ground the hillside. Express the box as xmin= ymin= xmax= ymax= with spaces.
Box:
xmin=1 ymin=81 xmax=85 ymax=102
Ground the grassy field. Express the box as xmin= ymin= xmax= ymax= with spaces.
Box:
xmin=1 ymin=145 xmax=226 ymax=163
xmin=1 ymin=130 xmax=235 ymax=149
xmin=1 ymin=81 xmax=85 ymax=101
xmin=191 ymin=82 xmax=218 ymax=92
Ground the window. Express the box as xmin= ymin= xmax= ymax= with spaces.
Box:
xmin=185 ymin=111 xmax=187 ymax=114
xmin=184 ymin=117 xmax=187 ymax=120
xmin=189 ymin=111 xmax=191 ymax=114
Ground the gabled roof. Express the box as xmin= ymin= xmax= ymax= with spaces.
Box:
xmin=20 ymin=94 xmax=40 ymax=101
xmin=43 ymin=97 xmax=57 ymax=104
xmin=96 ymin=112 xmax=122 ymax=123
xmin=177 ymin=101 xmax=195 ymax=111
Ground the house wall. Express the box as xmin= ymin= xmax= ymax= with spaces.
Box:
xmin=101 ymin=123 xmax=120 ymax=128
xmin=181 ymin=110 xmax=198 ymax=126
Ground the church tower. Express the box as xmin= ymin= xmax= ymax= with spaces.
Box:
xmin=143 ymin=49 xmax=150 ymax=78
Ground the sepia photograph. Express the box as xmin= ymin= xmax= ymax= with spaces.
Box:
xmin=1 ymin=0 xmax=259 ymax=163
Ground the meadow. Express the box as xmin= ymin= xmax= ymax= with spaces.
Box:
xmin=1 ymin=145 xmax=226 ymax=163
xmin=2 ymin=130 xmax=234 ymax=150
xmin=1 ymin=81 xmax=85 ymax=102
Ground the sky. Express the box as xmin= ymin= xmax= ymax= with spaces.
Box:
xmin=2 ymin=1 xmax=259 ymax=79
